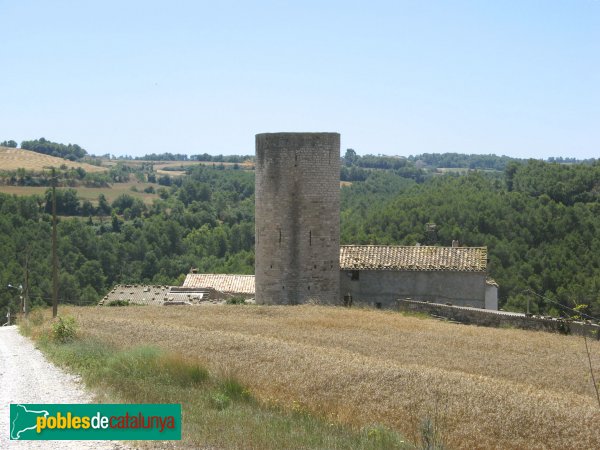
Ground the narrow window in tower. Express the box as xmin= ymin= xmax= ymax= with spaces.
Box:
xmin=278 ymin=229 xmax=281 ymax=244
xmin=328 ymin=149 xmax=331 ymax=164
xmin=309 ymin=230 xmax=312 ymax=246
xmin=294 ymin=152 xmax=298 ymax=167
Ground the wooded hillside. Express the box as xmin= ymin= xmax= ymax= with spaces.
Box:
xmin=1 ymin=157 xmax=599 ymax=318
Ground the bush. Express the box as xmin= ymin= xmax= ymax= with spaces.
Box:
xmin=210 ymin=392 xmax=231 ymax=410
xmin=107 ymin=300 xmax=130 ymax=307
xmin=51 ymin=316 xmax=78 ymax=343
xmin=226 ymin=296 xmax=246 ymax=305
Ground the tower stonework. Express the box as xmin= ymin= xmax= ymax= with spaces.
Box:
xmin=255 ymin=132 xmax=340 ymax=305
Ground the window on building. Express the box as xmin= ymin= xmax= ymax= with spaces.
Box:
xmin=351 ymin=270 xmax=359 ymax=281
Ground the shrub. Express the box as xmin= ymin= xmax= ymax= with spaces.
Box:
xmin=226 ymin=296 xmax=246 ymax=305
xmin=107 ymin=300 xmax=130 ymax=307
xmin=51 ymin=316 xmax=78 ymax=343
xmin=210 ymin=392 xmax=231 ymax=410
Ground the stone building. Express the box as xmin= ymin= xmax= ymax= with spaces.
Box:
xmin=178 ymin=245 xmax=497 ymax=310
xmin=340 ymin=245 xmax=498 ymax=309
xmin=254 ymin=132 xmax=340 ymax=305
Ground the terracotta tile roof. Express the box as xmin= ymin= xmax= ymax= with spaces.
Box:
xmin=340 ymin=245 xmax=487 ymax=272
xmin=183 ymin=274 xmax=256 ymax=295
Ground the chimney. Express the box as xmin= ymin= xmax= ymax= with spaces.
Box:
xmin=452 ymin=240 xmax=459 ymax=248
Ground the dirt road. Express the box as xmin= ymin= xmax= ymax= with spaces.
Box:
xmin=0 ymin=325 xmax=129 ymax=449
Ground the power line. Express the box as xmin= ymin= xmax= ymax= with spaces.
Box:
xmin=523 ymin=288 xmax=600 ymax=323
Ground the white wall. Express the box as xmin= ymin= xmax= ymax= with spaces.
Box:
xmin=485 ymin=284 xmax=498 ymax=310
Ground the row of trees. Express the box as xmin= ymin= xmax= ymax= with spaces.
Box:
xmin=406 ymin=152 xmax=597 ymax=171
xmin=341 ymin=149 xmax=426 ymax=182
xmin=113 ymin=153 xmax=252 ymax=163
xmin=406 ymin=152 xmax=521 ymax=170
xmin=0 ymin=161 xmax=149 ymax=189
xmin=1 ymin=140 xmax=17 ymax=148
xmin=20 ymin=138 xmax=87 ymax=161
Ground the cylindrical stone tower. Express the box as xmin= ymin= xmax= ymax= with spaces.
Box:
xmin=255 ymin=132 xmax=340 ymax=305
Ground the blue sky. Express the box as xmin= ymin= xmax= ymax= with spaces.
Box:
xmin=1 ymin=0 xmax=598 ymax=159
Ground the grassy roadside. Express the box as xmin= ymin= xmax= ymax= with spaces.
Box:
xmin=19 ymin=312 xmax=414 ymax=450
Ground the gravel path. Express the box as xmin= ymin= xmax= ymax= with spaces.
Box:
xmin=0 ymin=326 xmax=130 ymax=449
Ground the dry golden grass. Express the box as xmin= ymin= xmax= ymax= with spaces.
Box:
xmin=64 ymin=305 xmax=600 ymax=449
xmin=0 ymin=147 xmax=107 ymax=173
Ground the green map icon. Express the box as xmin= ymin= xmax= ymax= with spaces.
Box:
xmin=9 ymin=403 xmax=181 ymax=440
xmin=10 ymin=404 xmax=49 ymax=440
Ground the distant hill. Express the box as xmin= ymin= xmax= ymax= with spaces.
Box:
xmin=407 ymin=152 xmax=520 ymax=171
xmin=0 ymin=147 xmax=106 ymax=173
xmin=406 ymin=152 xmax=597 ymax=171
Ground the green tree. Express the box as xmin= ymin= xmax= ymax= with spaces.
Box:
xmin=76 ymin=260 xmax=106 ymax=293
xmin=97 ymin=194 xmax=111 ymax=215
xmin=1 ymin=140 xmax=17 ymax=147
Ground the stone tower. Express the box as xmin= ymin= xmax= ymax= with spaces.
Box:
xmin=255 ymin=132 xmax=340 ymax=305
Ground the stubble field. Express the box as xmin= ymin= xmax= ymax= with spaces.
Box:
xmin=0 ymin=147 xmax=107 ymax=172
xmin=64 ymin=304 xmax=600 ymax=449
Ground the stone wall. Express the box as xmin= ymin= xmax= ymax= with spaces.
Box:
xmin=398 ymin=299 xmax=600 ymax=339
xmin=341 ymin=270 xmax=487 ymax=309
xmin=255 ymin=132 xmax=340 ymax=305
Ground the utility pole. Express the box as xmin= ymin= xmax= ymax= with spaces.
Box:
xmin=23 ymin=247 xmax=30 ymax=316
xmin=6 ymin=283 xmax=22 ymax=321
xmin=52 ymin=168 xmax=58 ymax=318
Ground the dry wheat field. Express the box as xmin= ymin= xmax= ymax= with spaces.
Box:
xmin=0 ymin=147 xmax=106 ymax=173
xmin=65 ymin=305 xmax=599 ymax=449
